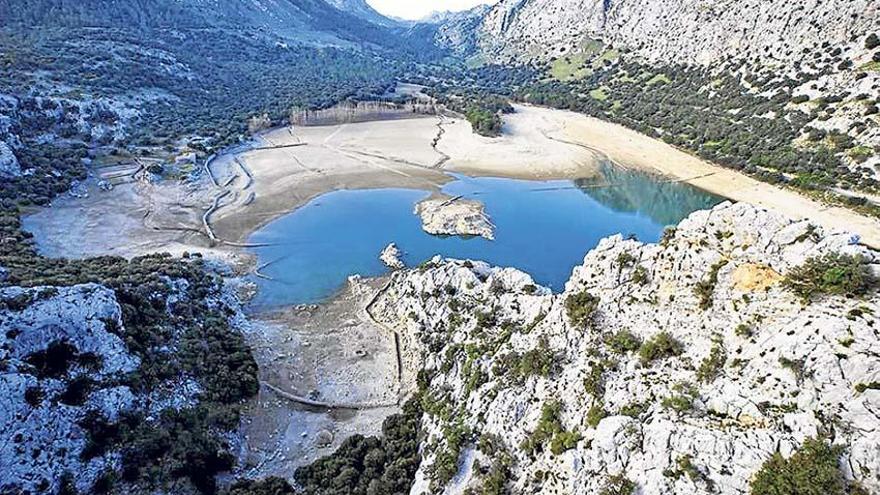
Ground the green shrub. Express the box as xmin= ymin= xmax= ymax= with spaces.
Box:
xmin=631 ymin=265 xmax=649 ymax=285
xmin=696 ymin=342 xmax=727 ymax=383
xmin=606 ymin=330 xmax=642 ymax=354
xmin=599 ymin=474 xmax=637 ymax=495
xmin=586 ymin=404 xmax=607 ymax=427
xmin=565 ymin=289 xmax=600 ymax=327
xmin=295 ymin=398 xmax=423 ymax=495
xmin=638 ymin=332 xmax=685 ymax=365
xmin=522 ymin=400 xmax=580 ymax=455
xmin=695 ymin=260 xmax=729 ymax=310
xmin=783 ymin=253 xmax=876 ymax=302
xmin=749 ymin=438 xmax=849 ymax=495
xmin=661 ymin=382 xmax=698 ymax=413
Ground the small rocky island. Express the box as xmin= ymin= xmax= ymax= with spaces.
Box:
xmin=414 ymin=194 xmax=495 ymax=240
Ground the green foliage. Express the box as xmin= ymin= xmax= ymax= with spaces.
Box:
xmin=696 ymin=341 xmax=727 ymax=383
xmin=749 ymin=438 xmax=850 ymax=495
xmin=638 ymin=332 xmax=685 ymax=365
xmin=225 ymin=477 xmax=296 ymax=495
xmin=494 ymin=337 xmax=558 ymax=385
xmin=661 ymin=382 xmax=699 ymax=413
xmin=783 ymin=253 xmax=876 ymax=302
xmin=586 ymin=404 xmax=607 ymax=427
xmin=294 ymin=398 xmax=423 ymax=495
xmin=472 ymin=434 xmax=514 ymax=495
xmin=695 ymin=260 xmax=729 ymax=310
xmin=599 ymin=474 xmax=637 ymax=495
xmin=522 ymin=400 xmax=580 ymax=455
xmin=565 ymin=289 xmax=600 ymax=327
xmin=631 ymin=265 xmax=649 ymax=285
xmin=606 ymin=330 xmax=642 ymax=354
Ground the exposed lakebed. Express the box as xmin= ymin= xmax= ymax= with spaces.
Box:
xmin=249 ymin=165 xmax=722 ymax=307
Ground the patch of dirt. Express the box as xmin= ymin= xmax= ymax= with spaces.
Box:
xmin=732 ymin=263 xmax=783 ymax=292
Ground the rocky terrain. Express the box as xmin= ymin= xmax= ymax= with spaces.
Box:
xmin=370 ymin=202 xmax=880 ymax=494
xmin=415 ymin=194 xmax=495 ymax=240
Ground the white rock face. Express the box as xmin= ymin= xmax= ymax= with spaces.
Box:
xmin=380 ymin=242 xmax=406 ymax=269
xmin=0 ymin=284 xmax=137 ymax=494
xmin=446 ymin=0 xmax=877 ymax=68
xmin=414 ymin=194 xmax=495 ymax=240
xmin=371 ymin=202 xmax=880 ymax=495
xmin=0 ymin=141 xmax=20 ymax=178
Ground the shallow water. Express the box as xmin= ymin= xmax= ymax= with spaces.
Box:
xmin=249 ymin=165 xmax=722 ymax=307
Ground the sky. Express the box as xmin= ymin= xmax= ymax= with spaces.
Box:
xmin=366 ymin=0 xmax=496 ymax=20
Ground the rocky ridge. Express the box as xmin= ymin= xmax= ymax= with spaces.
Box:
xmin=370 ymin=202 xmax=880 ymax=494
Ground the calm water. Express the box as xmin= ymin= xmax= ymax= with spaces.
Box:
xmin=248 ymin=165 xmax=722 ymax=307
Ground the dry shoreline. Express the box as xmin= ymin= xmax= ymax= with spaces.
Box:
xmin=538 ymin=104 xmax=880 ymax=248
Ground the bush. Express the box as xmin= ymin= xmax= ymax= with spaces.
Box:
xmin=783 ymin=253 xmax=876 ymax=302
xmin=695 ymin=260 xmax=728 ymax=310
xmin=749 ymin=438 xmax=850 ymax=495
xmin=599 ymin=474 xmax=637 ymax=495
xmin=606 ymin=330 xmax=642 ymax=354
xmin=565 ymin=289 xmax=600 ymax=327
xmin=696 ymin=341 xmax=727 ymax=383
xmin=638 ymin=332 xmax=685 ymax=365
xmin=522 ymin=400 xmax=580 ymax=455
xmin=661 ymin=382 xmax=699 ymax=413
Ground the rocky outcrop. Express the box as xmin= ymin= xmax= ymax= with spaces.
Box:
xmin=0 ymin=284 xmax=138 ymax=493
xmin=444 ymin=0 xmax=878 ymax=68
xmin=371 ymin=202 xmax=880 ymax=494
xmin=414 ymin=194 xmax=495 ymax=240
xmin=380 ymin=242 xmax=406 ymax=269
xmin=0 ymin=141 xmax=20 ymax=178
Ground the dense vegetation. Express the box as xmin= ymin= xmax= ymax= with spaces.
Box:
xmin=750 ymin=438 xmax=864 ymax=495
xmin=782 ymin=253 xmax=876 ymax=302
xmin=293 ymin=398 xmax=423 ymax=495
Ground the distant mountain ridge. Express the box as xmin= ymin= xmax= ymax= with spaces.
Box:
xmin=0 ymin=0 xmax=404 ymax=49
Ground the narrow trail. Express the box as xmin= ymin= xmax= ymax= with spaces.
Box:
xmin=362 ymin=276 xmax=405 ymax=400
xmin=431 ymin=115 xmax=451 ymax=169
xmin=262 ymin=382 xmax=397 ymax=411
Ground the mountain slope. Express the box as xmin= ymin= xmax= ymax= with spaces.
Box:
xmin=324 ymin=0 xmax=399 ymax=27
xmin=371 ymin=201 xmax=880 ymax=495
xmin=443 ymin=0 xmax=879 ymax=66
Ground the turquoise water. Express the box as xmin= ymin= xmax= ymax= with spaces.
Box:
xmin=248 ymin=166 xmax=722 ymax=307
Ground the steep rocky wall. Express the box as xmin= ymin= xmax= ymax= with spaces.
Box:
xmin=371 ymin=202 xmax=880 ymax=494
xmin=459 ymin=0 xmax=879 ymax=67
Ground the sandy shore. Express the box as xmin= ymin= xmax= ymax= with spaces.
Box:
xmin=22 ymin=102 xmax=879 ymax=259
xmin=529 ymin=105 xmax=880 ymax=248
xmin=208 ymin=110 xmax=604 ymax=243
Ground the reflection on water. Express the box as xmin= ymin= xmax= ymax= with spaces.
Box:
xmin=576 ymin=164 xmax=721 ymax=226
xmin=249 ymin=167 xmax=723 ymax=307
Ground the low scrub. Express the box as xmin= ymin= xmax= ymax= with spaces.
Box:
xmin=783 ymin=253 xmax=876 ymax=302
xmin=749 ymin=438 xmax=858 ymax=495
xmin=638 ymin=332 xmax=685 ymax=365
xmin=565 ymin=289 xmax=600 ymax=327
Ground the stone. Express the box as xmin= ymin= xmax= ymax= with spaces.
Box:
xmin=380 ymin=242 xmax=405 ymax=269
xmin=414 ymin=194 xmax=494 ymax=240
xmin=0 ymin=141 xmax=20 ymax=178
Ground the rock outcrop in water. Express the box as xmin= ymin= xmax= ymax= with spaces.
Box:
xmin=370 ymin=202 xmax=880 ymax=494
xmin=414 ymin=194 xmax=495 ymax=240
xmin=380 ymin=242 xmax=406 ymax=269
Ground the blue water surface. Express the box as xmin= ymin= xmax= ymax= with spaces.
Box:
xmin=249 ymin=166 xmax=722 ymax=307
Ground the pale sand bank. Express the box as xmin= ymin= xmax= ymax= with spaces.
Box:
xmin=210 ymin=111 xmax=604 ymax=242
xmin=531 ymin=104 xmax=880 ymax=248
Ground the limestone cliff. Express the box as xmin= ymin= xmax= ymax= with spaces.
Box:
xmin=371 ymin=202 xmax=880 ymax=494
